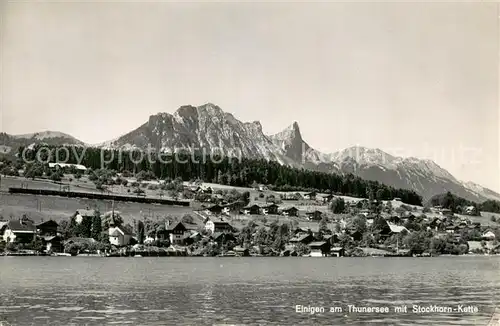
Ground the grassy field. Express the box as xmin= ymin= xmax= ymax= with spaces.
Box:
xmin=0 ymin=192 xmax=193 ymax=224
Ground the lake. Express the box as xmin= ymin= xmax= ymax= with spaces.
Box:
xmin=0 ymin=256 xmax=499 ymax=325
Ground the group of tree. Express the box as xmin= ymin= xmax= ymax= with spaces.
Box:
xmin=428 ymin=192 xmax=500 ymax=215
xmin=17 ymin=145 xmax=423 ymax=205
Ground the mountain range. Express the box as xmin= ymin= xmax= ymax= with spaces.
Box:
xmin=1 ymin=103 xmax=499 ymax=203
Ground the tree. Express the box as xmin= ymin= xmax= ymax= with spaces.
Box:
xmin=329 ymin=198 xmax=346 ymax=214
xmin=404 ymin=231 xmax=430 ymax=254
xmin=350 ymin=215 xmax=367 ymax=234
xmin=91 ymin=212 xmax=102 ymax=241
xmin=319 ymin=216 xmax=329 ymax=235
xmin=137 ymin=220 xmax=145 ymax=244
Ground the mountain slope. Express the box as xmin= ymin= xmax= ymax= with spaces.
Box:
xmin=3 ymin=104 xmax=498 ymax=203
xmin=326 ymin=146 xmax=500 ymax=202
xmin=104 ymin=103 xmax=298 ymax=166
xmin=0 ymin=131 xmax=85 ymax=157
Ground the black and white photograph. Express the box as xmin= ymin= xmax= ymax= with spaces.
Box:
xmin=0 ymin=1 xmax=499 ymax=325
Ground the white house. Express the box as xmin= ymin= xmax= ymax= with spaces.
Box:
xmin=2 ymin=219 xmax=36 ymax=243
xmin=166 ymin=222 xmax=189 ymax=245
xmin=74 ymin=209 xmax=96 ymax=224
xmin=108 ymin=225 xmax=133 ymax=246
xmin=482 ymin=231 xmax=496 ymax=241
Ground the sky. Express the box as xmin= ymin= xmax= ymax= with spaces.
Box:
xmin=1 ymin=1 xmax=499 ymax=191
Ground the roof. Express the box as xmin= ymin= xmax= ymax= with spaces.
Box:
xmin=387 ymin=223 xmax=409 ymax=234
xmin=36 ymin=220 xmax=59 ymax=227
xmin=243 ymin=204 xmax=261 ymax=209
xmin=309 ymin=241 xmax=327 ymax=247
xmin=331 ymin=247 xmax=344 ymax=251
xmin=167 ymin=221 xmax=187 ymax=231
xmin=43 ymin=235 xmax=61 ymax=242
xmin=290 ymin=233 xmax=312 ymax=242
xmin=0 ymin=221 xmax=8 ymax=230
xmin=6 ymin=219 xmax=36 ymax=232
xmin=261 ymin=203 xmax=279 ymax=208
xmin=109 ymin=225 xmax=134 ymax=236
xmin=49 ymin=162 xmax=87 ymax=170
xmin=109 ymin=229 xmax=122 ymax=237
xmin=306 ymin=210 xmax=322 ymax=215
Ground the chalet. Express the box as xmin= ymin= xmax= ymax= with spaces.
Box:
xmin=205 ymin=204 xmax=224 ymax=215
xmin=289 ymin=233 xmax=313 ymax=245
xmin=74 ymin=209 xmax=96 ymax=224
xmin=305 ymin=210 xmax=323 ymax=221
xmin=445 ymin=225 xmax=458 ymax=234
xmin=233 ymin=246 xmax=250 ymax=256
xmin=42 ymin=235 xmax=63 ymax=253
xmin=281 ymin=206 xmax=299 ymax=217
xmin=261 ymin=204 xmax=279 ymax=215
xmin=242 ymin=204 xmax=261 ymax=215
xmin=348 ymin=230 xmax=363 ymax=241
xmin=2 ymin=219 xmax=36 ymax=243
xmin=167 ymin=221 xmax=189 ymax=245
xmin=108 ymin=225 xmax=134 ymax=246
xmin=304 ymin=191 xmax=317 ymax=200
xmin=482 ymin=230 xmax=496 ymax=241
xmin=254 ymin=184 xmax=268 ymax=192
xmin=211 ymin=232 xmax=236 ymax=243
xmin=330 ymin=246 xmax=345 ymax=257
xmin=36 ymin=220 xmax=58 ymax=236
xmin=308 ymin=241 xmax=331 ymax=257
xmin=322 ymin=194 xmax=334 ymax=203
xmin=183 ymin=231 xmax=202 ymax=246
xmin=387 ymin=216 xmax=401 ymax=224
xmin=440 ymin=209 xmax=454 ymax=217
xmin=464 ymin=206 xmax=476 ymax=215
xmin=205 ymin=218 xmax=233 ymax=233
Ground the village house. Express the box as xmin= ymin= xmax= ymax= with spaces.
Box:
xmin=280 ymin=206 xmax=299 ymax=217
xmin=36 ymin=220 xmax=59 ymax=236
xmin=205 ymin=204 xmax=224 ymax=215
xmin=108 ymin=225 xmax=134 ymax=246
xmin=305 ymin=210 xmax=323 ymax=221
xmin=330 ymin=246 xmax=345 ymax=257
xmin=322 ymin=194 xmax=334 ymax=203
xmin=211 ymin=232 xmax=237 ymax=244
xmin=166 ymin=221 xmax=189 ymax=245
xmin=261 ymin=204 xmax=279 ymax=215
xmin=2 ymin=218 xmax=36 ymax=243
xmin=304 ymin=191 xmax=317 ymax=200
xmin=289 ymin=233 xmax=314 ymax=245
xmin=42 ymin=235 xmax=63 ymax=253
xmin=205 ymin=218 xmax=233 ymax=234
xmin=254 ymin=184 xmax=268 ymax=192
xmin=308 ymin=241 xmax=331 ymax=257
xmin=464 ymin=206 xmax=476 ymax=215
xmin=242 ymin=204 xmax=261 ymax=215
xmin=74 ymin=209 xmax=96 ymax=224
xmin=482 ymin=230 xmax=496 ymax=241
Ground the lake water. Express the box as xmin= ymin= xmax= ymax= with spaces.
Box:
xmin=1 ymin=256 xmax=499 ymax=325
